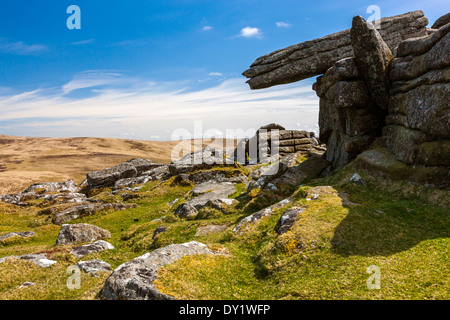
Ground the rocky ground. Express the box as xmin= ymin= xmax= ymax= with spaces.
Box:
xmin=0 ymin=132 xmax=448 ymax=299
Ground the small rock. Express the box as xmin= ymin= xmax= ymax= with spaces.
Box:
xmin=277 ymin=208 xmax=304 ymax=235
xmin=70 ymin=240 xmax=115 ymax=258
xmin=349 ymin=173 xmax=367 ymax=186
xmin=168 ymin=198 xmax=179 ymax=207
xmin=77 ymin=259 xmax=112 ymax=276
xmin=233 ymin=197 xmax=293 ymax=234
xmin=19 ymin=282 xmax=36 ymax=288
xmin=174 ymin=202 xmax=199 ymax=219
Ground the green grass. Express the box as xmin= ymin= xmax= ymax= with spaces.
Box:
xmin=0 ymin=162 xmax=448 ymax=300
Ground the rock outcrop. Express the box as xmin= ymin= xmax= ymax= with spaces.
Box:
xmin=243 ymin=10 xmax=449 ymax=183
xmin=101 ymin=241 xmax=213 ymax=300
xmin=85 ymin=159 xmax=161 ymax=189
xmin=231 ymin=125 xmax=322 ymax=164
xmin=56 ymin=223 xmax=111 ymax=245
xmin=384 ymin=20 xmax=450 ymax=169
xmin=243 ymin=11 xmax=428 ymax=89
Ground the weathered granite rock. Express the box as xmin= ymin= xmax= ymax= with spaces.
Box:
xmin=24 ymin=180 xmax=80 ymax=193
xmin=77 ymin=259 xmax=112 ymax=275
xmin=174 ymin=182 xmax=237 ymax=219
xmin=191 ymin=182 xmax=236 ymax=205
xmin=0 ymin=254 xmax=57 ymax=268
xmin=86 ymin=159 xmax=159 ymax=189
xmin=174 ymin=202 xmax=199 ymax=219
xmin=231 ymin=125 xmax=320 ymax=165
xmin=277 ymin=207 xmax=304 ymax=235
xmin=243 ymin=11 xmax=428 ymax=89
xmin=384 ymin=22 xmax=450 ymax=168
xmin=233 ymin=197 xmax=293 ymax=234
xmin=313 ymin=58 xmax=385 ymax=169
xmin=56 ymin=223 xmax=111 ymax=245
xmin=355 ymin=141 xmax=450 ymax=188
xmin=53 ymin=203 xmax=136 ymax=225
xmin=176 ymin=169 xmax=247 ymax=185
xmin=350 ymin=15 xmax=393 ymax=110
xmin=101 ymin=241 xmax=213 ymax=300
xmin=169 ymin=147 xmax=233 ymax=175
xmin=349 ymin=173 xmax=367 ymax=186
xmin=47 ymin=193 xmax=87 ymax=203
xmin=0 ymin=231 xmax=35 ymax=242
xmin=70 ymin=240 xmax=115 ymax=258
xmin=270 ymin=154 xmax=330 ymax=187
xmin=431 ymin=12 xmax=450 ymax=29
xmin=204 ymin=198 xmax=238 ymax=214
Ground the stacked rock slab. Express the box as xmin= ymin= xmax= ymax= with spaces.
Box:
xmin=243 ymin=11 xmax=428 ymax=89
xmin=313 ymin=57 xmax=385 ymax=169
xmin=232 ymin=124 xmax=319 ymax=164
xmin=383 ymin=20 xmax=450 ymax=170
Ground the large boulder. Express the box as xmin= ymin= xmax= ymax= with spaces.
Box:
xmin=243 ymin=11 xmax=428 ymax=89
xmin=101 ymin=241 xmax=213 ymax=300
xmin=169 ymin=147 xmax=233 ymax=175
xmin=174 ymin=181 xmax=237 ymax=219
xmin=56 ymin=223 xmax=111 ymax=245
xmin=350 ymin=15 xmax=393 ymax=110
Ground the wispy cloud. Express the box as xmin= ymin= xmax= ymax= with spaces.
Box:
xmin=209 ymin=72 xmax=222 ymax=76
xmin=240 ymin=27 xmax=262 ymax=38
xmin=71 ymin=39 xmax=95 ymax=45
xmin=276 ymin=21 xmax=291 ymax=28
xmin=0 ymin=75 xmax=319 ymax=139
xmin=0 ymin=38 xmax=47 ymax=55
xmin=202 ymin=26 xmax=213 ymax=31
xmin=62 ymin=70 xmax=124 ymax=94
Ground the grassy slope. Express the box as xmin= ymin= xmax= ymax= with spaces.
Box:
xmin=0 ymin=161 xmax=448 ymax=300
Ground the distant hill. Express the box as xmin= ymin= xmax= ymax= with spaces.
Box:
xmin=0 ymin=135 xmax=236 ymax=194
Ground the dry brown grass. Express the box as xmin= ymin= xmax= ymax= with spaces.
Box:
xmin=0 ymin=135 xmax=236 ymax=194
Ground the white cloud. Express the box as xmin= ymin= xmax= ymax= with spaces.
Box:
xmin=240 ymin=27 xmax=262 ymax=38
xmin=0 ymin=75 xmax=319 ymax=140
xmin=71 ymin=39 xmax=95 ymax=45
xmin=202 ymin=26 xmax=213 ymax=31
xmin=62 ymin=70 xmax=124 ymax=94
xmin=209 ymin=72 xmax=222 ymax=76
xmin=0 ymin=39 xmax=47 ymax=55
xmin=276 ymin=21 xmax=291 ymax=28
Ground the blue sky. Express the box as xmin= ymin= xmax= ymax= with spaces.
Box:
xmin=0 ymin=0 xmax=446 ymax=140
